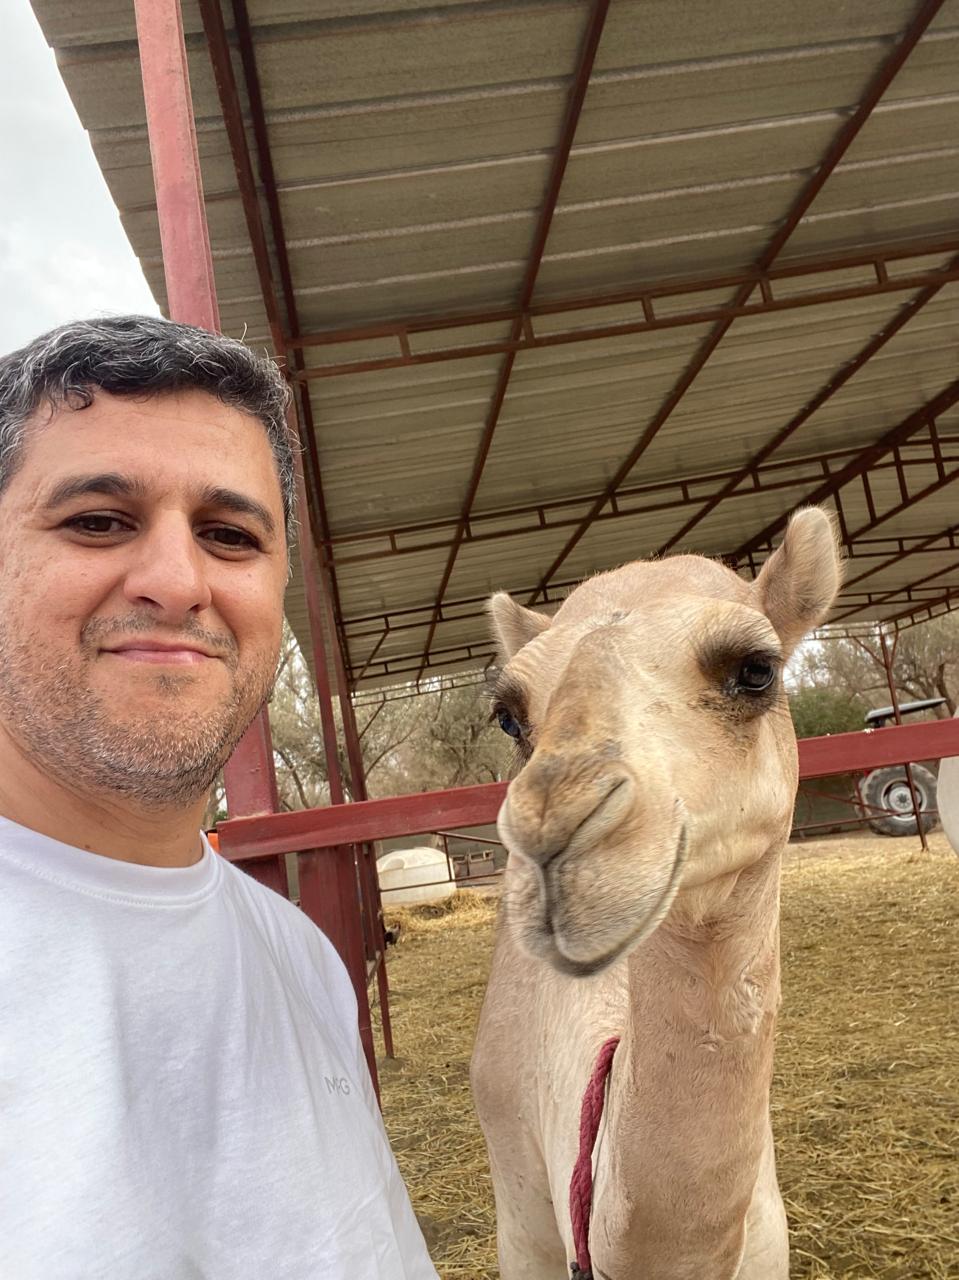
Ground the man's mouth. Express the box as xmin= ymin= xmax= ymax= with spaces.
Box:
xmin=102 ymin=641 xmax=219 ymax=665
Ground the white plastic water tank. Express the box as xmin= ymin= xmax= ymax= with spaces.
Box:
xmin=377 ymin=846 xmax=456 ymax=906
xmin=937 ymin=709 xmax=959 ymax=855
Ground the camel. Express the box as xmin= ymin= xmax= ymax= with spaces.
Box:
xmin=471 ymin=507 xmax=842 ymax=1280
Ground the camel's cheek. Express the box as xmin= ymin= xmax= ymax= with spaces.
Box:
xmin=646 ymin=713 xmax=797 ymax=889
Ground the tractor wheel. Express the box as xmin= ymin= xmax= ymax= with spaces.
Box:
xmin=861 ymin=764 xmax=938 ymax=837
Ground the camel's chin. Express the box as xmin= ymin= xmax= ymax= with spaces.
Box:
xmin=512 ymin=828 xmax=688 ymax=977
xmin=523 ymin=928 xmax=628 ymax=978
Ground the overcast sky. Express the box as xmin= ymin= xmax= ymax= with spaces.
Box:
xmin=0 ymin=2 xmax=158 ymax=354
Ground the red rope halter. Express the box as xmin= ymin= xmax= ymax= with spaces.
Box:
xmin=568 ymin=1035 xmax=620 ymax=1279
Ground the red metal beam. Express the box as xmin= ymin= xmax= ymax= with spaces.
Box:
xmin=839 ymin=579 xmax=959 ymax=607
xmin=842 ymin=574 xmax=959 ymax=606
xmin=208 ymin=39 xmax=372 ymax=1068
xmin=219 ymin=782 xmax=508 ymax=862
xmin=657 ymin=264 xmax=959 ymax=558
xmin=285 ymin=438 xmax=382 ymax=1086
xmin=833 ymin=569 xmax=959 ymax=622
xmin=134 ymin=0 xmax=282 ymax=830
xmin=341 ymin=527 xmax=959 ymax=682
xmin=799 ymin=719 xmax=959 ymax=777
xmin=340 ymin=530 xmax=954 ymax=633
xmin=197 ymin=0 xmax=285 ymax=352
xmin=892 ymin=601 xmax=959 ymax=631
xmin=134 ymin=0 xmax=219 ymax=332
xmin=218 ymin=720 xmax=959 ymax=862
xmin=227 ymin=0 xmax=355 ymax=681
xmin=196 ymin=2 xmax=279 ymax=339
xmin=357 ymin=579 xmax=959 ymax=680
xmin=323 ymin=441 xmax=958 ymax=568
xmin=197 ymin=1 xmax=390 ymax=1066
xmin=290 ymin=233 xmax=959 ymax=364
xmin=758 ymin=425 xmax=959 ymax=622
xmin=200 ymin=0 xmax=336 ymax=634
xmin=734 ymin=378 xmax=959 ymax=557
xmin=220 ymin=705 xmax=281 ymax=818
xmin=841 ymin=521 xmax=959 ymax=595
xmin=883 ymin=583 xmax=959 ymax=625
xmin=201 ymin=2 xmax=367 ymax=765
xmin=414 ymin=0 xmax=611 ymax=681
xmin=844 ymin=451 xmax=959 ymax=544
xmin=293 ymin=255 xmax=959 ymax=380
xmin=522 ymin=0 xmax=947 ymax=607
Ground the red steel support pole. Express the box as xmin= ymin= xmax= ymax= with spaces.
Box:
xmin=195 ymin=0 xmax=385 ymax=1073
xmin=133 ymin=0 xmax=283 ymax=883
xmin=339 ymin=666 xmax=395 ymax=1058
xmin=336 ymin=619 xmax=396 ymax=1052
xmin=134 ymin=0 xmax=218 ymax=331
xmin=318 ymin=542 xmax=395 ymax=1061
xmin=291 ymin=448 xmax=380 ymax=1091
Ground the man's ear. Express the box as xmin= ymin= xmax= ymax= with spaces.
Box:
xmin=487 ymin=592 xmax=551 ymax=663
xmin=754 ymin=507 xmax=843 ymax=655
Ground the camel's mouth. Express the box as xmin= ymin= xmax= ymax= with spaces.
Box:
xmin=528 ymin=824 xmax=688 ymax=977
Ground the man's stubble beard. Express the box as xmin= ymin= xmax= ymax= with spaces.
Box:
xmin=0 ymin=621 xmax=277 ymax=811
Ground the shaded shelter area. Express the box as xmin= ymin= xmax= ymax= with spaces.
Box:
xmin=28 ymin=0 xmax=959 ymax=1084
xmin=33 ymin=0 xmax=959 ymax=687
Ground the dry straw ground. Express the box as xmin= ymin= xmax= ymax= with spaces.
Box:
xmin=375 ymin=832 xmax=958 ymax=1279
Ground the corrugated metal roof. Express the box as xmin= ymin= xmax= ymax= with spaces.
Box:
xmin=30 ymin=0 xmax=959 ymax=688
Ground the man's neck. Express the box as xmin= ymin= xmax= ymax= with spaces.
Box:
xmin=0 ymin=730 xmax=207 ymax=868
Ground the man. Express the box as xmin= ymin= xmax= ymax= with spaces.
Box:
xmin=0 ymin=316 xmax=438 ymax=1280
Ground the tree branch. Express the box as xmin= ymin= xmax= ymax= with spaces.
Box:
xmin=275 ymin=745 xmax=311 ymax=811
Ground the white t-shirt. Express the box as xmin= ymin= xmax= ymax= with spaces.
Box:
xmin=0 ymin=817 xmax=438 ymax=1280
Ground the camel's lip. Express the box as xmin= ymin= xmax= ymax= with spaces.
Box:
xmin=536 ymin=824 xmax=688 ymax=978
xmin=498 ymin=775 xmax=631 ymax=872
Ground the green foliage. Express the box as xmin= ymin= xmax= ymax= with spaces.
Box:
xmin=794 ymin=616 xmax=958 ymax=718
xmin=789 ymin=685 xmax=867 ymax=739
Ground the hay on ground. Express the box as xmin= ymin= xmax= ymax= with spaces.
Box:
xmin=373 ymin=833 xmax=958 ymax=1279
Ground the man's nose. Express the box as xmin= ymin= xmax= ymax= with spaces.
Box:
xmin=121 ymin=517 xmax=213 ymax=617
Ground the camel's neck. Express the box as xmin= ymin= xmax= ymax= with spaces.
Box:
xmin=595 ymin=847 xmax=782 ymax=1279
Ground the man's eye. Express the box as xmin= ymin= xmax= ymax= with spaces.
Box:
xmin=202 ymin=526 xmax=260 ymax=550
xmin=65 ymin=514 xmax=130 ymax=536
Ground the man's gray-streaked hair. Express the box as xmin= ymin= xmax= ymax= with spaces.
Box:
xmin=0 ymin=315 xmax=296 ymax=538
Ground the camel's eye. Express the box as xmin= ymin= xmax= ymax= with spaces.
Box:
xmin=496 ymin=706 xmax=524 ymax=739
xmin=735 ymin=654 xmax=777 ymax=694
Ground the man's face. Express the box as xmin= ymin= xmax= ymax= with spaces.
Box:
xmin=0 ymin=389 xmax=288 ymax=808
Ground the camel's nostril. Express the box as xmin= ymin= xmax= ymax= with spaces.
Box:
xmin=499 ymin=758 xmax=634 ymax=868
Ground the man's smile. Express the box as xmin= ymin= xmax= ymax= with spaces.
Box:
xmin=102 ymin=639 xmax=220 ymax=665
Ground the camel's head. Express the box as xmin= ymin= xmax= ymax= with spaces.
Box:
xmin=488 ymin=507 xmax=842 ymax=976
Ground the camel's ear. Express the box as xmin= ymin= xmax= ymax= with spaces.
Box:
xmin=754 ymin=507 xmax=843 ymax=655
xmin=488 ymin=592 xmax=551 ymax=662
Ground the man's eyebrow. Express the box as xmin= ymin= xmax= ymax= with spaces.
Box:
xmin=200 ymin=486 xmax=277 ymax=538
xmin=44 ymin=473 xmax=147 ymax=507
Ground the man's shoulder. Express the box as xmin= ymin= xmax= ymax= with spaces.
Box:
xmin=217 ymin=857 xmax=352 ymax=998
xmin=219 ymin=854 xmax=316 ymax=939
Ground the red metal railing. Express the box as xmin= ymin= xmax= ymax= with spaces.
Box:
xmin=218 ymin=719 xmax=959 ymax=864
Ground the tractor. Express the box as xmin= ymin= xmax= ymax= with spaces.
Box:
xmin=857 ymin=697 xmax=944 ymax=836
